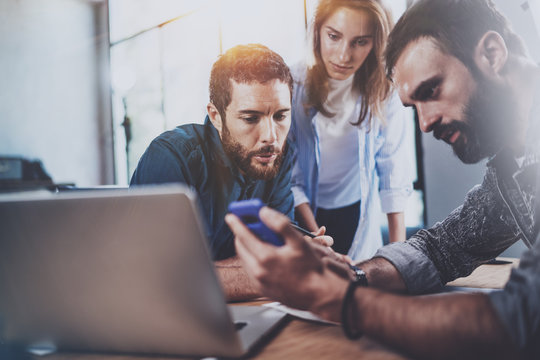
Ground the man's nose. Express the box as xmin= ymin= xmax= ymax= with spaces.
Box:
xmin=259 ymin=117 xmax=278 ymax=143
xmin=416 ymin=103 xmax=439 ymax=133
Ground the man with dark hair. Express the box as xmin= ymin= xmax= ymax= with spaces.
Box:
xmin=226 ymin=0 xmax=540 ymax=358
xmin=131 ymin=44 xmax=296 ymax=300
xmin=385 ymin=0 xmax=528 ymax=81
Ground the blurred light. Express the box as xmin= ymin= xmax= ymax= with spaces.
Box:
xmin=530 ymin=0 xmax=540 ymax=34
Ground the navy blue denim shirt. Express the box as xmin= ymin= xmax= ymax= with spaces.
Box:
xmin=130 ymin=117 xmax=295 ymax=260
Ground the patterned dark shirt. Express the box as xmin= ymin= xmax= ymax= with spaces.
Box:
xmin=376 ymin=149 xmax=538 ymax=293
xmin=376 ymin=80 xmax=540 ymax=356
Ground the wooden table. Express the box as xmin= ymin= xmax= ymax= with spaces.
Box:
xmin=34 ymin=258 xmax=518 ymax=360
xmin=446 ymin=257 xmax=518 ymax=288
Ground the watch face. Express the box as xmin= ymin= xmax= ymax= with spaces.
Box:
xmin=349 ymin=264 xmax=368 ymax=286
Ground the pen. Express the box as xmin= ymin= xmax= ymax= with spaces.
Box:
xmin=290 ymin=222 xmax=316 ymax=238
xmin=485 ymin=259 xmax=513 ymax=265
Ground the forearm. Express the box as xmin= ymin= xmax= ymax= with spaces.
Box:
xmin=355 ymin=288 xmax=516 ymax=360
xmin=357 ymin=257 xmax=407 ymax=292
xmin=386 ymin=212 xmax=405 ymax=243
xmin=215 ymin=256 xmax=261 ymax=302
xmin=294 ymin=202 xmax=319 ymax=232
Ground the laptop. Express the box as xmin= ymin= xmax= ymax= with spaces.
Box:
xmin=0 ymin=185 xmax=286 ymax=358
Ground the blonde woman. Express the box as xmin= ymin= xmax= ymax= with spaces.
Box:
xmin=290 ymin=0 xmax=413 ymax=260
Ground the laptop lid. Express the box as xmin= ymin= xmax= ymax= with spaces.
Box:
xmin=0 ymin=185 xmax=275 ymax=358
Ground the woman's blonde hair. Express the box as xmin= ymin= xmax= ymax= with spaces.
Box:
xmin=305 ymin=0 xmax=393 ymax=126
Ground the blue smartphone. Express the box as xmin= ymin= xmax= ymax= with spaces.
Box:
xmin=228 ymin=199 xmax=284 ymax=246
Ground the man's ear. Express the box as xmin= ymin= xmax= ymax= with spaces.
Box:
xmin=473 ymin=31 xmax=508 ymax=79
xmin=207 ymin=103 xmax=223 ymax=136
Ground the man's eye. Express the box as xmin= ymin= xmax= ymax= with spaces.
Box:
xmin=420 ymin=83 xmax=440 ymax=100
xmin=243 ymin=116 xmax=259 ymax=123
xmin=426 ymin=86 xmax=438 ymax=99
xmin=274 ymin=113 xmax=287 ymax=121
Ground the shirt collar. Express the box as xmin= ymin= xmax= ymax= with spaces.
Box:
xmin=204 ymin=115 xmax=230 ymax=167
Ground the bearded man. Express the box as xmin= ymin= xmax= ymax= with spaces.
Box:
xmin=131 ymin=44 xmax=295 ymax=301
xmin=227 ymin=1 xmax=540 ymax=358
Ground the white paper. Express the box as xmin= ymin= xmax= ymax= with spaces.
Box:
xmin=263 ymin=302 xmax=339 ymax=325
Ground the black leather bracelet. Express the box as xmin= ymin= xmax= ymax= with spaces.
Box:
xmin=341 ymin=268 xmax=368 ymax=340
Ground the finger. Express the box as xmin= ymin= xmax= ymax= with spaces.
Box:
xmin=311 ymin=243 xmax=352 ymax=266
xmin=313 ymin=226 xmax=326 ymax=237
xmin=303 ymin=234 xmax=315 ymax=242
xmin=225 ymin=213 xmax=274 ymax=260
xmin=332 ymin=252 xmax=354 ymax=265
xmin=322 ymin=257 xmax=352 ymax=280
xmin=311 ymin=242 xmax=335 ymax=258
xmin=259 ymin=207 xmax=305 ymax=249
xmin=334 ymin=254 xmax=354 ymax=265
xmin=309 ymin=235 xmax=333 ymax=247
xmin=318 ymin=235 xmax=334 ymax=247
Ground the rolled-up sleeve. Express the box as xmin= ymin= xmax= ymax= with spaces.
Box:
xmin=375 ymin=240 xmax=443 ymax=293
xmin=291 ymin=165 xmax=310 ymax=206
xmin=488 ymin=235 xmax=540 ymax=355
xmin=375 ymin=92 xmax=414 ymax=214
xmin=375 ymin=168 xmax=521 ymax=294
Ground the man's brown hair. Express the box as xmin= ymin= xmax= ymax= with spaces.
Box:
xmin=209 ymin=44 xmax=293 ymax=120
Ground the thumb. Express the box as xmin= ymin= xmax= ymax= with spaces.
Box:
xmin=259 ymin=206 xmax=305 ymax=248
xmin=313 ymin=226 xmax=326 ymax=236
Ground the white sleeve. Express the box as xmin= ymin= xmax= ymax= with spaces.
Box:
xmin=375 ymin=91 xmax=414 ymax=213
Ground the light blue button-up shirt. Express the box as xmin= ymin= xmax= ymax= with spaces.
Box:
xmin=288 ymin=64 xmax=414 ymax=261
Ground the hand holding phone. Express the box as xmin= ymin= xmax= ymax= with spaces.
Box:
xmin=228 ymin=199 xmax=284 ymax=246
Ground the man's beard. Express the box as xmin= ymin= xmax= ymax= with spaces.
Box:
xmin=433 ymin=76 xmax=515 ymax=164
xmin=221 ymin=126 xmax=285 ymax=180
